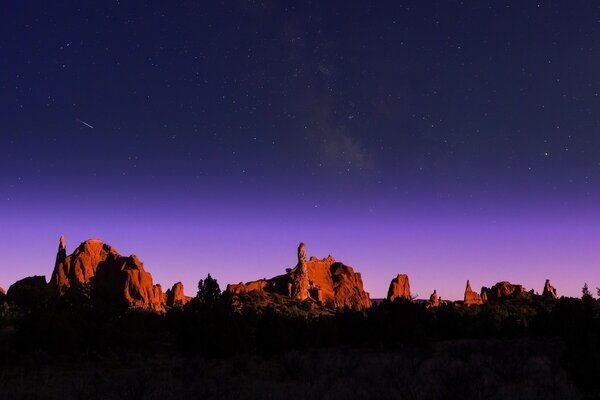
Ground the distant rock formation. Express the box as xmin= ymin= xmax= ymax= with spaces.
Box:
xmin=464 ymin=280 xmax=483 ymax=305
xmin=387 ymin=274 xmax=411 ymax=301
xmin=166 ymin=282 xmax=191 ymax=307
xmin=542 ymin=279 xmax=558 ymax=299
xmin=0 ymin=287 xmax=6 ymax=302
xmin=226 ymin=242 xmax=371 ymax=310
xmin=427 ymin=289 xmax=441 ymax=308
xmin=49 ymin=236 xmax=168 ymax=311
xmin=7 ymin=276 xmax=49 ymax=306
xmin=481 ymin=281 xmax=532 ymax=302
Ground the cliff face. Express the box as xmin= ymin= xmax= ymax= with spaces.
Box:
xmin=387 ymin=274 xmax=411 ymax=302
xmin=226 ymin=243 xmax=371 ymax=310
xmin=464 ymin=280 xmax=483 ymax=305
xmin=49 ymin=236 xmax=185 ymax=311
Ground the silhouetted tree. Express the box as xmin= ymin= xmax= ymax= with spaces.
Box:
xmin=582 ymin=283 xmax=593 ymax=299
xmin=196 ymin=274 xmax=222 ymax=305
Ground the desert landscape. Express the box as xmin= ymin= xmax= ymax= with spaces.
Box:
xmin=0 ymin=237 xmax=599 ymax=399
xmin=3 ymin=1 xmax=600 ymax=398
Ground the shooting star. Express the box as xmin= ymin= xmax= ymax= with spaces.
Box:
xmin=77 ymin=118 xmax=94 ymax=129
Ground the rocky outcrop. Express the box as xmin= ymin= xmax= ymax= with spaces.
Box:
xmin=427 ymin=289 xmax=441 ymax=308
xmin=387 ymin=274 xmax=411 ymax=302
xmin=226 ymin=243 xmax=371 ymax=310
xmin=166 ymin=282 xmax=191 ymax=307
xmin=7 ymin=276 xmax=49 ymax=306
xmin=481 ymin=281 xmax=533 ymax=302
xmin=542 ymin=279 xmax=558 ymax=299
xmin=49 ymin=236 xmax=166 ymax=311
xmin=464 ymin=280 xmax=483 ymax=305
xmin=0 ymin=287 xmax=6 ymax=302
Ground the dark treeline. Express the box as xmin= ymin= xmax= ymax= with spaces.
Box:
xmin=1 ymin=275 xmax=600 ymax=397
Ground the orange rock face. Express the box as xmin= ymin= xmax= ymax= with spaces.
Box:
xmin=226 ymin=243 xmax=371 ymax=310
xmin=464 ymin=280 xmax=483 ymax=305
xmin=481 ymin=281 xmax=532 ymax=302
xmin=387 ymin=274 xmax=411 ymax=301
xmin=542 ymin=279 xmax=558 ymax=299
xmin=166 ymin=282 xmax=191 ymax=307
xmin=50 ymin=236 xmax=166 ymax=311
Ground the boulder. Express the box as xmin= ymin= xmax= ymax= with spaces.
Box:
xmin=387 ymin=274 xmax=411 ymax=301
xmin=226 ymin=242 xmax=371 ymax=310
xmin=49 ymin=236 xmax=166 ymax=311
xmin=542 ymin=279 xmax=558 ymax=299
xmin=481 ymin=281 xmax=531 ymax=302
xmin=464 ymin=280 xmax=483 ymax=305
xmin=166 ymin=282 xmax=191 ymax=307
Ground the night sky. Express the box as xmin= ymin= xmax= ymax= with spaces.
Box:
xmin=2 ymin=1 xmax=600 ymax=300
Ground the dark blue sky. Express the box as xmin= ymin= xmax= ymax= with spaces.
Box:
xmin=1 ymin=1 xmax=600 ymax=299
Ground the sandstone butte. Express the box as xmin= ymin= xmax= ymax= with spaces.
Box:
xmin=226 ymin=242 xmax=372 ymax=310
xmin=387 ymin=274 xmax=411 ymax=302
xmin=8 ymin=236 xmax=190 ymax=312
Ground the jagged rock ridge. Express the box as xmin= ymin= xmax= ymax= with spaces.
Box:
xmin=226 ymin=242 xmax=371 ymax=310
xmin=481 ymin=281 xmax=534 ymax=302
xmin=49 ymin=236 xmax=187 ymax=311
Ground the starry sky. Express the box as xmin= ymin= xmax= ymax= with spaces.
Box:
xmin=1 ymin=1 xmax=600 ymax=300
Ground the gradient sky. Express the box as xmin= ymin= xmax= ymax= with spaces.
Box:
xmin=1 ymin=1 xmax=600 ymax=300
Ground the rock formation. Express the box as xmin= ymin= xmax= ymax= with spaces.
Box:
xmin=387 ymin=274 xmax=411 ymax=302
xmin=427 ymin=289 xmax=441 ymax=308
xmin=0 ymin=287 xmax=5 ymax=302
xmin=542 ymin=279 xmax=558 ymax=299
xmin=226 ymin=242 xmax=371 ymax=310
xmin=7 ymin=276 xmax=49 ymax=306
xmin=464 ymin=280 xmax=483 ymax=305
xmin=297 ymin=242 xmax=307 ymax=265
xmin=166 ymin=282 xmax=191 ymax=307
xmin=480 ymin=281 xmax=532 ymax=302
xmin=291 ymin=243 xmax=310 ymax=301
xmin=49 ymin=236 xmax=167 ymax=311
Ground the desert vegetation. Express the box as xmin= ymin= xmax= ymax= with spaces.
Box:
xmin=1 ymin=275 xmax=600 ymax=399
